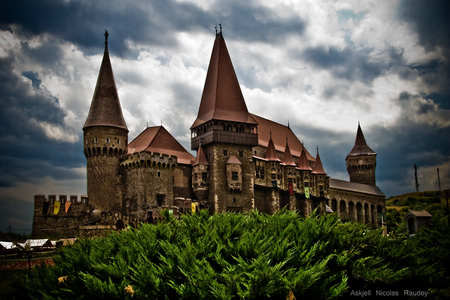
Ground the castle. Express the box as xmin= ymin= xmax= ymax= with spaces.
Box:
xmin=32 ymin=30 xmax=385 ymax=237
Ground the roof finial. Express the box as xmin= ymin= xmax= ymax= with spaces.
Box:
xmin=214 ymin=25 xmax=218 ymax=35
xmin=219 ymin=24 xmax=222 ymax=34
xmin=288 ymin=120 xmax=290 ymax=128
xmin=104 ymin=30 xmax=109 ymax=50
xmin=316 ymin=145 xmax=319 ymax=156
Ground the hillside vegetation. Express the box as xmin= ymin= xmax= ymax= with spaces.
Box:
xmin=20 ymin=210 xmax=449 ymax=299
xmin=385 ymin=190 xmax=449 ymax=234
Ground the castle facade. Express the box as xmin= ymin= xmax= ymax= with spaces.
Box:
xmin=32 ymin=31 xmax=385 ymax=237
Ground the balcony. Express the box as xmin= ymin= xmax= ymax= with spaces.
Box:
xmin=191 ymin=129 xmax=258 ymax=150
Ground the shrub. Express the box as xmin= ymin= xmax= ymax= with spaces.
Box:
xmin=24 ymin=211 xmax=449 ymax=299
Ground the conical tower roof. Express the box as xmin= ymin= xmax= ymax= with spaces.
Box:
xmin=297 ymin=146 xmax=312 ymax=171
xmin=265 ymin=132 xmax=280 ymax=162
xmin=193 ymin=144 xmax=208 ymax=166
xmin=347 ymin=123 xmax=375 ymax=158
xmin=283 ymin=137 xmax=296 ymax=166
xmin=84 ymin=31 xmax=128 ymax=131
xmin=312 ymin=147 xmax=326 ymax=174
xmin=191 ymin=30 xmax=256 ymax=128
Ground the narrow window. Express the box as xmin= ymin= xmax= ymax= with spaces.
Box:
xmin=223 ymin=149 xmax=228 ymax=156
xmin=232 ymin=171 xmax=238 ymax=180
xmin=239 ymin=150 xmax=243 ymax=157
xmin=202 ymin=172 xmax=207 ymax=181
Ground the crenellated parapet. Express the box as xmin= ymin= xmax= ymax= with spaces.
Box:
xmin=84 ymin=126 xmax=128 ymax=158
xmin=120 ymin=151 xmax=177 ymax=170
xmin=32 ymin=194 xmax=90 ymax=238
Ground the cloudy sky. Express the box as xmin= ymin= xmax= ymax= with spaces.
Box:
xmin=1 ymin=0 xmax=449 ymax=233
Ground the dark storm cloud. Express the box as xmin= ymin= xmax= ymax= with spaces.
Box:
xmin=302 ymin=46 xmax=404 ymax=84
xmin=398 ymin=0 xmax=449 ymax=110
xmin=0 ymin=198 xmax=33 ymax=233
xmin=399 ymin=0 xmax=449 ymax=53
xmin=0 ymin=57 xmax=84 ymax=187
xmin=2 ymin=0 xmax=305 ymax=58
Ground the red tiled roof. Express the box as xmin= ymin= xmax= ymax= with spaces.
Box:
xmin=283 ymin=137 xmax=296 ymax=166
xmin=312 ymin=148 xmax=326 ymax=174
xmin=264 ymin=132 xmax=280 ymax=161
xmin=347 ymin=123 xmax=375 ymax=157
xmin=250 ymin=114 xmax=314 ymax=161
xmin=84 ymin=32 xmax=128 ymax=131
xmin=297 ymin=145 xmax=312 ymax=171
xmin=227 ymin=155 xmax=242 ymax=165
xmin=191 ymin=33 xmax=256 ymax=128
xmin=329 ymin=178 xmax=384 ymax=196
xmin=193 ymin=144 xmax=208 ymax=166
xmin=128 ymin=126 xmax=194 ymax=165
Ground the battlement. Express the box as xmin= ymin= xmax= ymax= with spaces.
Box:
xmin=32 ymin=194 xmax=91 ymax=238
xmin=120 ymin=151 xmax=178 ymax=169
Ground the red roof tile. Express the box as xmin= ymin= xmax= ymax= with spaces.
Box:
xmin=329 ymin=178 xmax=384 ymax=196
xmin=84 ymin=32 xmax=128 ymax=131
xmin=193 ymin=144 xmax=208 ymax=166
xmin=250 ymin=114 xmax=314 ymax=161
xmin=347 ymin=123 xmax=376 ymax=157
xmin=297 ymin=145 xmax=312 ymax=171
xmin=191 ymin=33 xmax=256 ymax=128
xmin=264 ymin=132 xmax=280 ymax=162
xmin=283 ymin=137 xmax=296 ymax=166
xmin=128 ymin=126 xmax=194 ymax=165
xmin=227 ymin=155 xmax=242 ymax=165
xmin=312 ymin=147 xmax=326 ymax=174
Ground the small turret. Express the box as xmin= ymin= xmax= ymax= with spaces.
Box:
xmin=283 ymin=137 xmax=296 ymax=167
xmin=83 ymin=31 xmax=128 ymax=212
xmin=346 ymin=123 xmax=377 ymax=185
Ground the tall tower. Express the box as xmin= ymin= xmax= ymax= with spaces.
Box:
xmin=191 ymin=28 xmax=258 ymax=213
xmin=83 ymin=31 xmax=128 ymax=212
xmin=346 ymin=123 xmax=376 ymax=185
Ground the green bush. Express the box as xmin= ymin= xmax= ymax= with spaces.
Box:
xmin=24 ymin=211 xmax=449 ymax=299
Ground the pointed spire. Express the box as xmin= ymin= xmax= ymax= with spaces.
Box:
xmin=265 ymin=131 xmax=280 ymax=161
xmin=347 ymin=122 xmax=375 ymax=157
xmin=297 ymin=147 xmax=312 ymax=171
xmin=283 ymin=137 xmax=296 ymax=166
xmin=191 ymin=29 xmax=256 ymax=128
xmin=84 ymin=31 xmax=128 ymax=131
xmin=193 ymin=143 xmax=208 ymax=166
xmin=312 ymin=146 xmax=326 ymax=174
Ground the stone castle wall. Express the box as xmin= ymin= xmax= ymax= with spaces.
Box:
xmin=32 ymin=194 xmax=90 ymax=238
xmin=206 ymin=144 xmax=255 ymax=213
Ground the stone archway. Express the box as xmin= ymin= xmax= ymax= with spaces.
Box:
xmin=331 ymin=199 xmax=337 ymax=213
xmin=348 ymin=201 xmax=355 ymax=221
xmin=371 ymin=204 xmax=375 ymax=225
xmin=339 ymin=200 xmax=347 ymax=220
xmin=364 ymin=203 xmax=369 ymax=224
xmin=356 ymin=202 xmax=363 ymax=223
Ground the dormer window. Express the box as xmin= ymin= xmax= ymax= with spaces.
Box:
xmin=106 ymin=137 xmax=110 ymax=143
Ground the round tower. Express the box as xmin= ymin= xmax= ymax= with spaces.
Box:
xmin=83 ymin=31 xmax=128 ymax=212
xmin=346 ymin=123 xmax=376 ymax=186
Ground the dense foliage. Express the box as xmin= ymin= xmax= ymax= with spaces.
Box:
xmin=24 ymin=210 xmax=449 ymax=299
xmin=385 ymin=190 xmax=448 ymax=234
